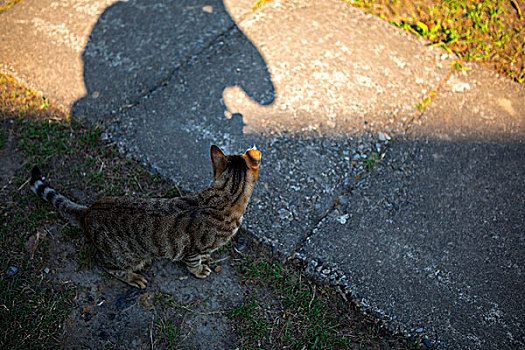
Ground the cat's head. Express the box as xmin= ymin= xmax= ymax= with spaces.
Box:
xmin=210 ymin=145 xmax=261 ymax=182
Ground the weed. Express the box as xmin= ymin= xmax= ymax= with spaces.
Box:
xmin=416 ymin=90 xmax=436 ymax=112
xmin=41 ymin=96 xmax=49 ymax=109
xmin=156 ymin=319 xmax=182 ymax=350
xmin=80 ymin=125 xmax=103 ymax=147
xmin=363 ymin=151 xmax=382 ymax=170
xmin=252 ymin=0 xmax=273 ymax=11
xmin=451 ymin=59 xmax=471 ymax=71
xmin=151 ymin=173 xmax=163 ymax=184
xmin=154 ymin=293 xmax=180 ymax=309
xmin=229 ymin=257 xmax=377 ymax=349
xmin=161 ymin=185 xmax=180 ymax=198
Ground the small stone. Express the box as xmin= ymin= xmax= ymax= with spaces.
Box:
xmin=278 ymin=208 xmax=292 ymax=220
xmin=337 ymin=214 xmax=349 ymax=224
xmin=6 ymin=266 xmax=18 ymax=276
xmin=236 ymin=237 xmax=247 ymax=251
xmin=213 ymin=266 xmax=221 ymax=273
xmin=415 ymin=328 xmax=423 ymax=333
xmin=44 ymin=267 xmax=50 ymax=274
xmin=378 ymin=132 xmax=386 ymax=141
xmin=202 ymin=5 xmax=213 ymax=13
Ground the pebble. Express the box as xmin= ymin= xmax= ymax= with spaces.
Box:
xmin=44 ymin=267 xmax=50 ymax=274
xmin=6 ymin=266 xmax=18 ymax=276
xmin=213 ymin=266 xmax=221 ymax=273
xmin=278 ymin=208 xmax=292 ymax=220
xmin=378 ymin=131 xmax=391 ymax=141
xmin=235 ymin=237 xmax=247 ymax=251
xmin=337 ymin=214 xmax=349 ymax=224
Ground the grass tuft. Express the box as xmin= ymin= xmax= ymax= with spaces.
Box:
xmin=345 ymin=0 xmax=525 ymax=86
xmin=227 ymin=256 xmax=414 ymax=349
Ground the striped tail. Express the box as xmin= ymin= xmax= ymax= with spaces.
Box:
xmin=30 ymin=166 xmax=86 ymax=227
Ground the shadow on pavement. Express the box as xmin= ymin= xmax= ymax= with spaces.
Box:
xmin=71 ymin=0 xmax=274 ymax=125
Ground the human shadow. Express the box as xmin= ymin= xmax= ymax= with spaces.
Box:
xmin=72 ymin=0 xmax=274 ymax=150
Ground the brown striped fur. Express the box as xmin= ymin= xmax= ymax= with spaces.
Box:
xmin=30 ymin=145 xmax=261 ymax=289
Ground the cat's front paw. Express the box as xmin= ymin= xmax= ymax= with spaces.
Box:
xmin=193 ymin=264 xmax=212 ymax=279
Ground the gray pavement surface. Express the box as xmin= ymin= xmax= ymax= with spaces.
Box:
xmin=1 ymin=0 xmax=524 ymax=348
xmin=301 ymin=65 xmax=525 ymax=348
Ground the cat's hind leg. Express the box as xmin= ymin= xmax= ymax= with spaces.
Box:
xmin=97 ymin=253 xmax=148 ymax=289
xmin=106 ymin=269 xmax=148 ymax=289
xmin=182 ymin=254 xmax=211 ymax=279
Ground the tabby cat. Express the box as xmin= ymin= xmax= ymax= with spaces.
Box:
xmin=30 ymin=145 xmax=261 ymax=289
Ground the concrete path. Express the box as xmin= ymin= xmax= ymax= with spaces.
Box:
xmin=1 ymin=0 xmax=523 ymax=348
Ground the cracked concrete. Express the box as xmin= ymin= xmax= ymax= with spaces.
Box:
xmin=1 ymin=0 xmax=524 ymax=348
xmin=300 ymin=65 xmax=525 ymax=348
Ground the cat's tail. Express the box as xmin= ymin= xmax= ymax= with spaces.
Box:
xmin=30 ymin=166 xmax=87 ymax=227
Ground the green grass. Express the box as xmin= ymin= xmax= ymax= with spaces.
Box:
xmin=252 ymin=0 xmax=273 ymax=11
xmin=0 ymin=130 xmax=5 ymax=149
xmin=0 ymin=273 xmax=75 ymax=348
xmin=0 ymin=73 xmax=181 ymax=348
xmin=156 ymin=319 xmax=182 ymax=350
xmin=227 ymin=257 xmax=406 ymax=349
xmin=345 ymin=0 xmax=525 ymax=86
xmin=363 ymin=151 xmax=383 ymax=170
xmin=415 ymin=90 xmax=436 ymax=112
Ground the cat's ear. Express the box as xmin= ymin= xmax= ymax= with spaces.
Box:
xmin=210 ymin=145 xmax=227 ymax=179
xmin=245 ymin=148 xmax=261 ymax=168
